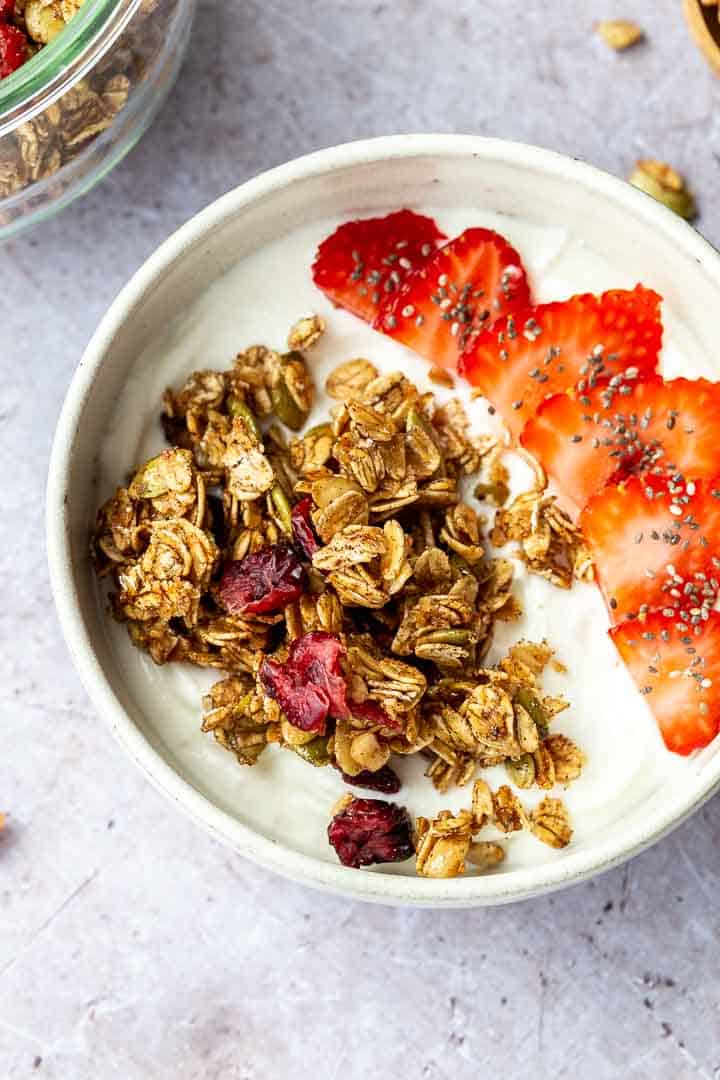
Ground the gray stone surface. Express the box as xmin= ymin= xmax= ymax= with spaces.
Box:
xmin=3 ymin=1 xmax=720 ymax=1077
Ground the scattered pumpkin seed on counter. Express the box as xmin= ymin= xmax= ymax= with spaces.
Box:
xmin=629 ymin=160 xmax=697 ymax=220
xmin=596 ymin=19 xmax=644 ymax=51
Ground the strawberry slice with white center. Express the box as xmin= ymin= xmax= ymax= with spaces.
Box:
xmin=373 ymin=227 xmax=531 ymax=370
xmin=580 ymin=474 xmax=720 ymax=624
xmin=611 ymin=610 xmax=720 ymax=754
xmin=312 ymin=210 xmax=446 ymax=323
xmin=521 ymin=377 xmax=720 ymax=518
xmin=458 ymin=285 xmax=663 ymax=440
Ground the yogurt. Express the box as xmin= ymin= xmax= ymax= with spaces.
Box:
xmin=98 ymin=208 xmax=713 ymax=871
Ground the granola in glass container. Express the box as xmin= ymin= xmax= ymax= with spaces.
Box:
xmin=0 ymin=0 xmax=195 ymax=237
xmin=1 ymin=0 xmax=88 ymax=81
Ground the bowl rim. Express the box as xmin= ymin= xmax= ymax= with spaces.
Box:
xmin=47 ymin=133 xmax=720 ymax=907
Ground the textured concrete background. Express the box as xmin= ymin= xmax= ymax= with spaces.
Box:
xmin=3 ymin=2 xmax=720 ymax=1077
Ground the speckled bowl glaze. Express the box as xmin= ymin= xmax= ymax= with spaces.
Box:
xmin=47 ymin=135 xmax=720 ymax=906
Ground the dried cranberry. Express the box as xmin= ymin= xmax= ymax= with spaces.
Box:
xmin=289 ymin=632 xmax=350 ymax=715
xmin=328 ymin=797 xmax=414 ymax=868
xmin=219 ymin=544 xmax=305 ymax=615
xmin=350 ymin=698 xmax=402 ymax=732
xmin=0 ymin=24 xmax=27 ymax=79
xmin=291 ymin=496 xmax=319 ymax=559
xmin=339 ymin=764 xmax=401 ymax=794
xmin=260 ymin=631 xmax=349 ymax=733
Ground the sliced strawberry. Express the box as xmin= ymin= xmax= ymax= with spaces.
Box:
xmin=624 ymin=378 xmax=720 ymax=479
xmin=522 ymin=377 xmax=720 ymax=518
xmin=374 ymin=228 xmax=531 ymax=370
xmin=611 ymin=610 xmax=720 ymax=754
xmin=580 ymin=474 xmax=720 ymax=624
xmin=0 ymin=23 xmax=27 ymax=79
xmin=459 ymin=285 xmax=662 ymax=440
xmin=312 ymin=210 xmax=446 ymax=323
xmin=519 ymin=378 xmax=656 ymax=519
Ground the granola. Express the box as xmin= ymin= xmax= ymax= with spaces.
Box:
xmin=415 ymin=809 xmax=474 ymax=878
xmin=529 ymin=797 xmax=574 ymax=849
xmin=491 ymin=488 xmax=594 ymax=588
xmin=411 ymin=775 xmax=575 ymax=879
xmin=287 ymin=314 xmax=326 ymax=352
xmin=92 ymin=317 xmax=585 ymax=877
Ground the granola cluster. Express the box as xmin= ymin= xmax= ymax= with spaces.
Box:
xmin=92 ymin=315 xmax=585 ymax=878
xmin=414 ymin=781 xmax=574 ymax=878
xmin=491 ymin=487 xmax=594 ymax=588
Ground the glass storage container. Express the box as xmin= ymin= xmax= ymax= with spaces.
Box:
xmin=0 ymin=0 xmax=195 ymax=239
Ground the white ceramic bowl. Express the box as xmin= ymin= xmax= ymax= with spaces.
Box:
xmin=47 ymin=134 xmax=720 ymax=906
